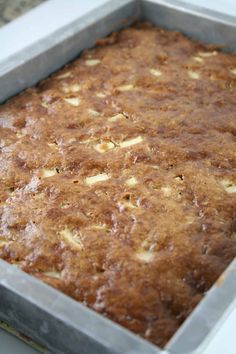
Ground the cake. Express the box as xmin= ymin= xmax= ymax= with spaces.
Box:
xmin=0 ymin=23 xmax=236 ymax=347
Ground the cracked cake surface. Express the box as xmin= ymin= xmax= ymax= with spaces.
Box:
xmin=0 ymin=23 xmax=236 ymax=347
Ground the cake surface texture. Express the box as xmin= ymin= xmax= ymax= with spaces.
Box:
xmin=0 ymin=23 xmax=236 ymax=347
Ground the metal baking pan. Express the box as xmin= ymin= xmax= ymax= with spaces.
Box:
xmin=0 ymin=1 xmax=236 ymax=353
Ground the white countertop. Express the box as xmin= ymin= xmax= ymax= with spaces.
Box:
xmin=202 ymin=304 xmax=236 ymax=354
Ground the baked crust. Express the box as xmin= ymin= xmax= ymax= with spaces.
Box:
xmin=0 ymin=23 xmax=236 ymax=347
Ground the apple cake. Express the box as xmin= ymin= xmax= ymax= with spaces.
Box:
xmin=0 ymin=23 xmax=236 ymax=347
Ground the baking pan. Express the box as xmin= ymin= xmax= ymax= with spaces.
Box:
xmin=0 ymin=320 xmax=51 ymax=354
xmin=0 ymin=0 xmax=236 ymax=353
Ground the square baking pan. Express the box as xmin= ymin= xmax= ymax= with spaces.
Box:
xmin=0 ymin=1 xmax=236 ymax=353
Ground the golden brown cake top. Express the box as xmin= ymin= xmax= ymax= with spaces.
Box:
xmin=0 ymin=23 xmax=236 ymax=347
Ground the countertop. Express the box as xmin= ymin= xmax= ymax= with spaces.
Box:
xmin=0 ymin=0 xmax=45 ymax=27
